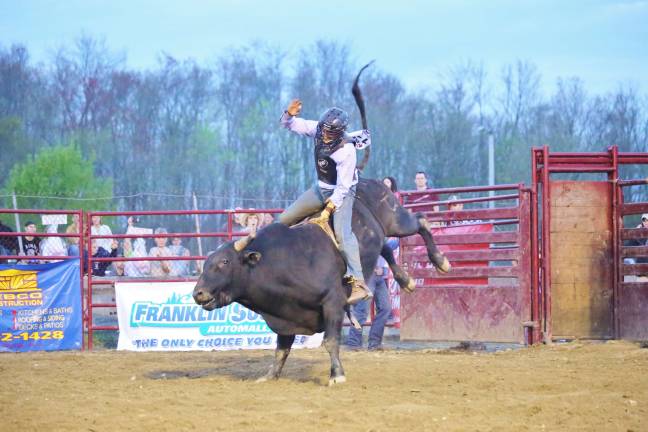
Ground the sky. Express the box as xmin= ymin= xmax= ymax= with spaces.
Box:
xmin=2 ymin=0 xmax=648 ymax=95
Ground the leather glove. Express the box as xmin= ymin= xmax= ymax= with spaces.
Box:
xmin=309 ymin=200 xmax=336 ymax=225
xmin=323 ymin=200 xmax=336 ymax=216
xmin=286 ymin=98 xmax=302 ymax=116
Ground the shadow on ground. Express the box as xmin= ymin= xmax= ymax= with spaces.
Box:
xmin=145 ymin=354 xmax=324 ymax=384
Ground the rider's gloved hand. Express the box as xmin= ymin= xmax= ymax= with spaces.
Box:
xmin=323 ymin=200 xmax=336 ymax=216
xmin=286 ymin=99 xmax=302 ymax=116
xmin=310 ymin=200 xmax=336 ymax=225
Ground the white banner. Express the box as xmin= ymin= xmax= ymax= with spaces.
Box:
xmin=115 ymin=282 xmax=323 ymax=351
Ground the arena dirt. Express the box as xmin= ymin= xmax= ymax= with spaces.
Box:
xmin=1 ymin=340 xmax=647 ymax=431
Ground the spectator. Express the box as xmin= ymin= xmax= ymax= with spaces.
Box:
xmin=345 ymin=254 xmax=392 ymax=351
xmin=382 ymin=176 xmax=400 ymax=201
xmin=91 ymin=215 xmax=113 ymax=252
xmin=628 ymin=213 xmax=648 ymax=266
xmin=241 ymin=213 xmax=260 ymax=235
xmin=40 ymin=224 xmax=68 ymax=262
xmin=89 ymin=239 xmax=118 ymax=276
xmin=121 ymin=237 xmax=150 ymax=277
xmin=406 ymin=171 xmax=440 ymax=212
xmin=0 ymin=219 xmax=18 ymax=263
xmin=19 ymin=221 xmax=41 ymax=264
xmin=65 ymin=214 xmax=81 ymax=257
xmin=120 ymin=216 xmax=151 ymax=277
xmin=169 ymin=236 xmax=191 ymax=277
xmin=262 ymin=213 xmax=274 ymax=227
xmin=447 ymin=195 xmax=480 ymax=226
xmin=149 ymin=227 xmax=173 ymax=277
xmin=233 ymin=207 xmax=247 ymax=229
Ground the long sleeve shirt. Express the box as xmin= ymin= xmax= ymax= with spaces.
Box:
xmin=281 ymin=112 xmax=370 ymax=208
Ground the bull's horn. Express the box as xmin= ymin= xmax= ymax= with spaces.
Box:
xmin=233 ymin=233 xmax=255 ymax=252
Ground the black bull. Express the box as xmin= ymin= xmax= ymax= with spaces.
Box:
xmin=193 ymin=178 xmax=450 ymax=385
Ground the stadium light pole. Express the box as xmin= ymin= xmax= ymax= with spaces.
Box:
xmin=476 ymin=126 xmax=496 ymax=208
xmin=487 ymin=131 xmax=495 ymax=208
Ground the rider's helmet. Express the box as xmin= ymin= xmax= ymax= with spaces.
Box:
xmin=317 ymin=107 xmax=349 ymax=145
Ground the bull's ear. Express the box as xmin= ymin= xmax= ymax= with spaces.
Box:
xmin=243 ymin=251 xmax=262 ymax=266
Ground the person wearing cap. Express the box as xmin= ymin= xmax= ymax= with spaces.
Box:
xmin=148 ymin=227 xmax=173 ymax=277
xmin=631 ymin=214 xmax=648 ymax=266
xmin=279 ymin=98 xmax=373 ymax=305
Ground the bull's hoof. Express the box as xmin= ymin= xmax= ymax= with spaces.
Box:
xmin=255 ymin=372 xmax=277 ymax=383
xmin=328 ymin=375 xmax=347 ymax=386
xmin=435 ymin=255 xmax=451 ymax=274
xmin=403 ymin=278 xmax=416 ymax=294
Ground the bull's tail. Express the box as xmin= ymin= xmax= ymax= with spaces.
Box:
xmin=352 ymin=61 xmax=374 ymax=172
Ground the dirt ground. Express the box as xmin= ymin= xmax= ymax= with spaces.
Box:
xmin=1 ymin=340 xmax=647 ymax=432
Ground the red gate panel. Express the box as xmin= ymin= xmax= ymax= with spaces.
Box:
xmin=616 ymin=180 xmax=648 ymax=340
xmin=400 ymin=185 xmax=533 ymax=344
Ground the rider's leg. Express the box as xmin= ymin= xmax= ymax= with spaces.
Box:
xmin=278 ymin=185 xmax=325 ymax=226
xmin=326 ymin=186 xmax=372 ymax=304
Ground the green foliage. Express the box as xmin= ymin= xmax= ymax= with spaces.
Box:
xmin=0 ymin=116 xmax=27 ymax=177
xmin=3 ymin=144 xmax=113 ymax=210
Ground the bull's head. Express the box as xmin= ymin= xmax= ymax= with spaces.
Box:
xmin=192 ymin=234 xmax=261 ymax=310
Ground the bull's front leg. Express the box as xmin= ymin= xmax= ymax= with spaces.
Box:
xmin=322 ymin=304 xmax=346 ymax=386
xmin=256 ymin=334 xmax=295 ymax=382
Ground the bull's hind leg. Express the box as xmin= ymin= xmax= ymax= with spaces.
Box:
xmin=387 ymin=208 xmax=451 ymax=274
xmin=256 ymin=334 xmax=295 ymax=382
xmin=380 ymin=243 xmax=416 ymax=293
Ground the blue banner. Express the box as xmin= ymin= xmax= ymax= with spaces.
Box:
xmin=0 ymin=259 xmax=82 ymax=352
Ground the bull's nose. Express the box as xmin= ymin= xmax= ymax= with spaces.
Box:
xmin=193 ymin=288 xmax=208 ymax=303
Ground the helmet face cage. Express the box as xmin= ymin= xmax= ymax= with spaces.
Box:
xmin=318 ymin=107 xmax=348 ymax=144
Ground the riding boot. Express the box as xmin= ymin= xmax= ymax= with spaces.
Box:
xmin=346 ymin=277 xmax=373 ymax=305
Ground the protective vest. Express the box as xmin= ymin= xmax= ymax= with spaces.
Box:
xmin=313 ymin=138 xmax=343 ymax=186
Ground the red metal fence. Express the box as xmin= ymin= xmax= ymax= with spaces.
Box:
xmin=533 ymin=145 xmax=648 ymax=342
xmin=399 ymin=184 xmax=535 ymax=344
xmin=85 ymin=208 xmax=282 ymax=349
xmin=4 ymin=146 xmax=647 ymax=349
xmin=616 ymin=179 xmax=648 ymax=340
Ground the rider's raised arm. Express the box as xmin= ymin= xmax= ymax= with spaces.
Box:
xmin=279 ymin=98 xmax=318 ymax=138
xmin=329 ymin=143 xmax=358 ymax=208
xmin=280 ymin=112 xmax=318 ymax=137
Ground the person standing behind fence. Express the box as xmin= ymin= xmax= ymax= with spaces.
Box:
xmin=91 ymin=215 xmax=113 ymax=252
xmin=169 ymin=236 xmax=191 ymax=277
xmin=40 ymin=224 xmax=68 ymax=262
xmin=65 ymin=214 xmax=80 ymax=257
xmin=383 ymin=176 xmax=400 ymax=201
xmin=345 ymin=255 xmax=392 ymax=351
xmin=19 ymin=221 xmax=41 ymax=264
xmin=121 ymin=237 xmax=150 ymax=277
xmin=0 ymin=219 xmax=18 ymax=263
xmin=241 ymin=213 xmax=260 ymax=236
xmin=406 ymin=171 xmax=440 ymax=212
xmin=89 ymin=239 xmax=118 ymax=276
xmin=628 ymin=214 xmax=648 ymax=272
xmin=149 ymin=227 xmax=172 ymax=277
